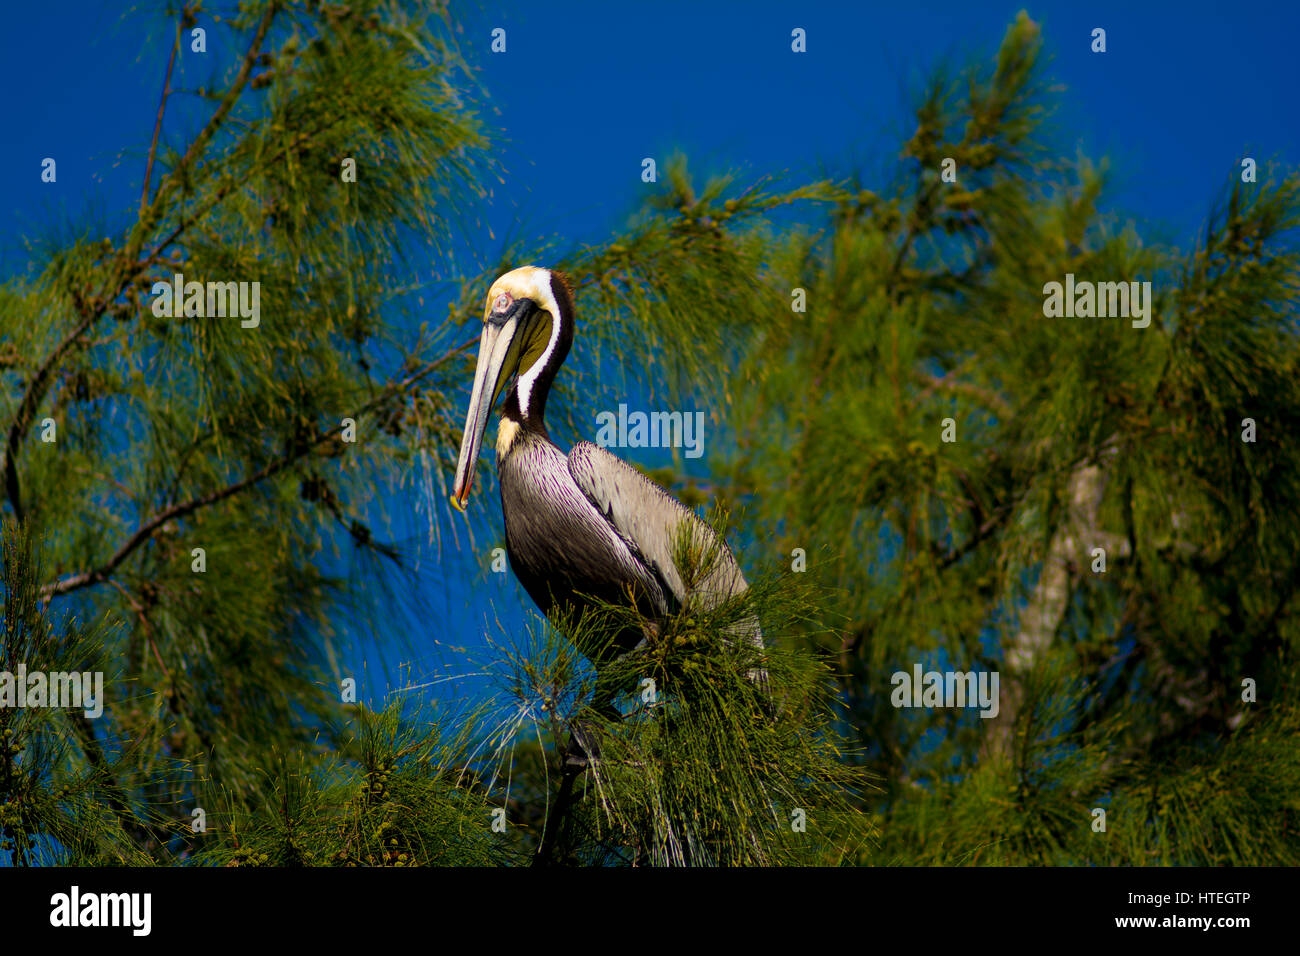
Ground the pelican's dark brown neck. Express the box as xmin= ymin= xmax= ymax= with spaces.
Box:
xmin=500 ymin=388 xmax=537 ymax=436
xmin=506 ymin=271 xmax=575 ymax=437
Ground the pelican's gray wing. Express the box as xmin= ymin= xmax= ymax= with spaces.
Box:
xmin=567 ymin=441 xmax=763 ymax=654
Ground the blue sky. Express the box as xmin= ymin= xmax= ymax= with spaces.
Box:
xmin=3 ymin=1 xmax=1297 ymax=713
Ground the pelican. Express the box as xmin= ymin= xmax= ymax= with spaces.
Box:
xmin=450 ymin=266 xmax=764 ymax=698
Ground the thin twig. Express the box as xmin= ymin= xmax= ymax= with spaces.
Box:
xmin=3 ymin=310 xmax=100 ymax=520
xmin=141 ymin=14 xmax=183 ymax=216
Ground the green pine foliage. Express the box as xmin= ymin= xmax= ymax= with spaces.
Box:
xmin=196 ymin=703 xmax=518 ymax=868
xmin=702 ymin=13 xmax=1300 ymax=864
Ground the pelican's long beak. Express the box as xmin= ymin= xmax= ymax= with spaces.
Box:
xmin=451 ymin=312 xmax=523 ymax=511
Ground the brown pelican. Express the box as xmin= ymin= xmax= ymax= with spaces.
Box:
xmin=450 ymin=266 xmax=764 ymax=696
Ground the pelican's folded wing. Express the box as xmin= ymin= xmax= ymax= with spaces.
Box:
xmin=567 ymin=443 xmax=754 ymax=620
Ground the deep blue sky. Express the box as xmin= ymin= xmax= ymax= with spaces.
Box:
xmin=3 ymin=2 xmax=1297 ymax=712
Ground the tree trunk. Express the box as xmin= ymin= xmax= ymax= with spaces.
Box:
xmin=985 ymin=438 xmax=1123 ymax=760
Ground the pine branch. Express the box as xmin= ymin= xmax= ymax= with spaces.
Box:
xmin=40 ymin=342 xmax=469 ymax=600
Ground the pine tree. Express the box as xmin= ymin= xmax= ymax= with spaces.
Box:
xmin=712 ymin=13 xmax=1300 ymax=865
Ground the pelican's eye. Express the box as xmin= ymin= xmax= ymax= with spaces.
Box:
xmin=492 ymin=291 xmax=512 ymax=314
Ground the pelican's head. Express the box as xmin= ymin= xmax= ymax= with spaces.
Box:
xmin=450 ymin=266 xmax=573 ymax=511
